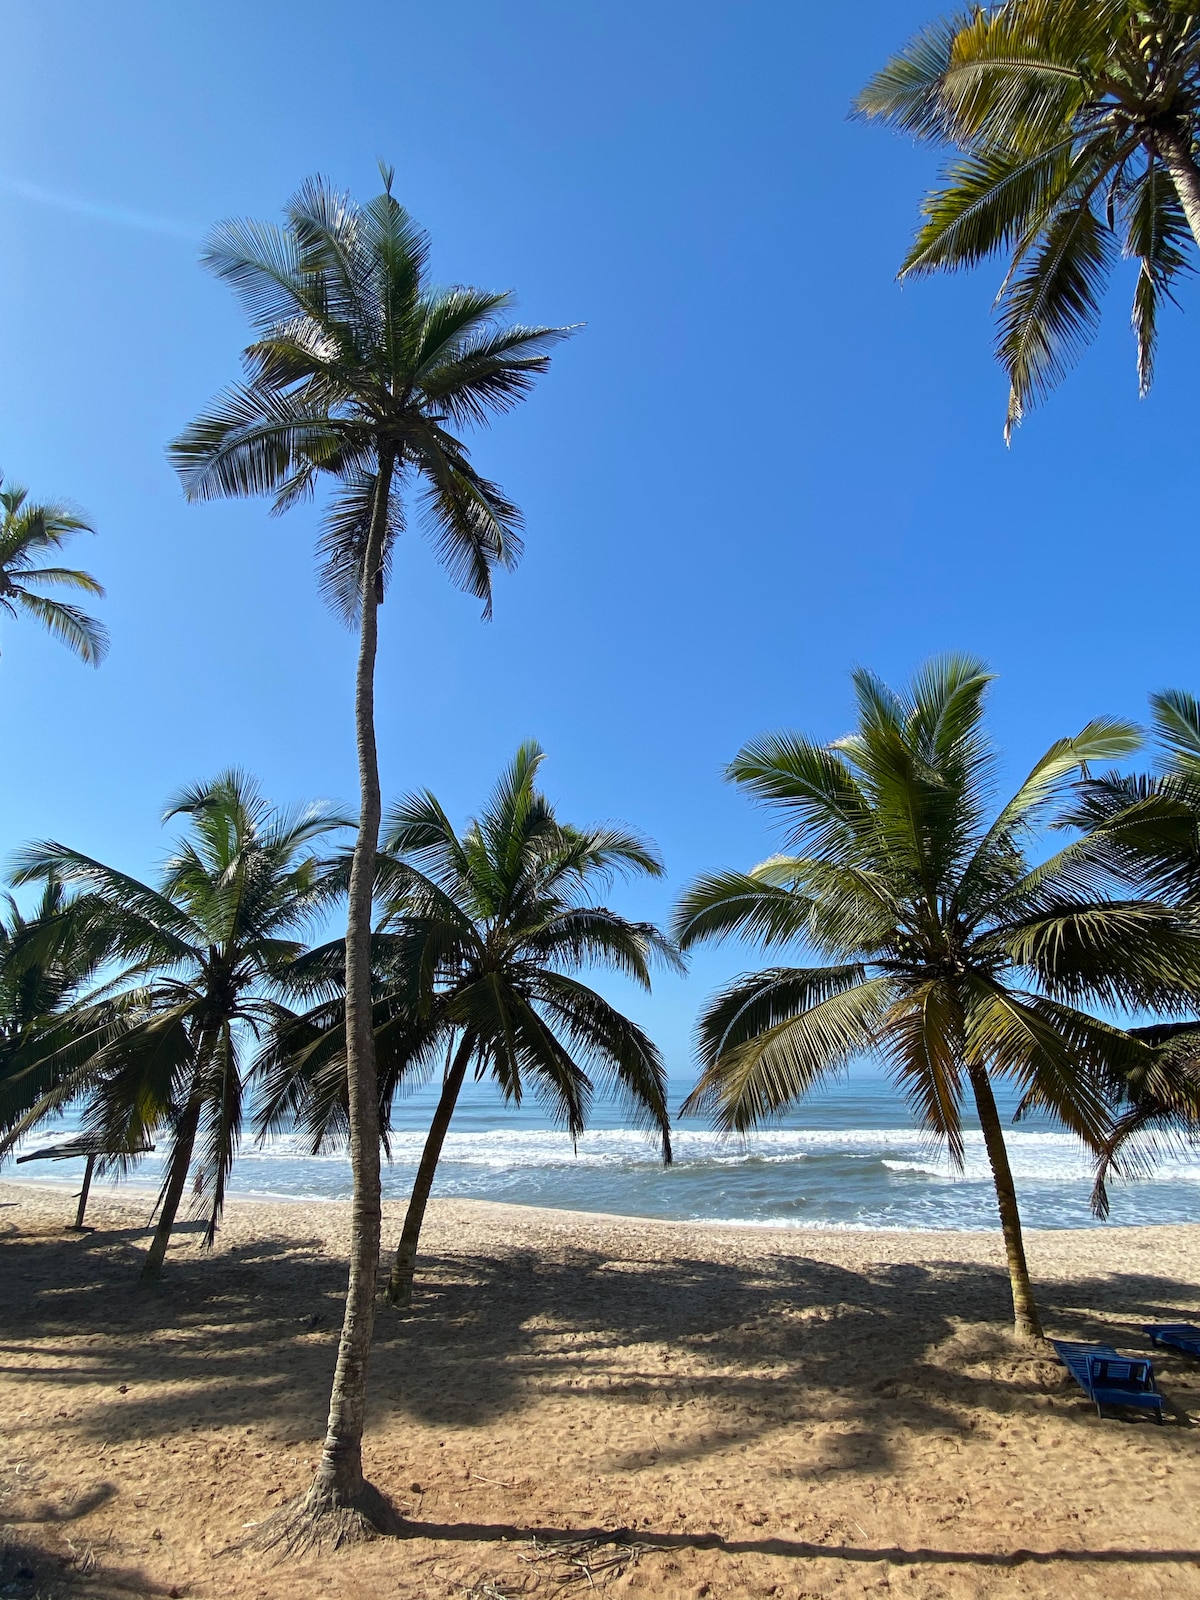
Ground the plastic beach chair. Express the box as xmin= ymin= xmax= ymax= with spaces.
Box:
xmin=1051 ymin=1339 xmax=1163 ymax=1423
xmin=1144 ymin=1323 xmax=1200 ymax=1358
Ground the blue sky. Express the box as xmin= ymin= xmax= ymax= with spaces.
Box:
xmin=2 ymin=1 xmax=1198 ymax=1082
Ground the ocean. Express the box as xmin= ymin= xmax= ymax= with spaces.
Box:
xmin=12 ymin=1064 xmax=1200 ymax=1231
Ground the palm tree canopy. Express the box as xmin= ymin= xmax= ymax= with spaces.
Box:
xmin=3 ymin=772 xmax=348 ymax=1235
xmin=168 ymin=172 xmax=575 ymax=620
xmin=0 ymin=875 xmax=109 ymax=1139
xmin=257 ymin=742 xmax=679 ymax=1159
xmin=857 ymin=1 xmax=1200 ymax=435
xmin=674 ymin=655 xmax=1200 ymax=1166
xmin=0 ymin=474 xmax=107 ymax=663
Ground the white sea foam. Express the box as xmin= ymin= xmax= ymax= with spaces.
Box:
xmin=13 ymin=1094 xmax=1200 ymax=1231
xmin=238 ymin=1123 xmax=1200 ymax=1187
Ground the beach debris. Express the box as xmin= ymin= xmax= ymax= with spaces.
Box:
xmin=514 ymin=1530 xmax=656 ymax=1589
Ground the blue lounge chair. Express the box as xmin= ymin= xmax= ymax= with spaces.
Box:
xmin=1051 ymin=1340 xmax=1163 ymax=1422
xmin=1144 ymin=1323 xmax=1200 ymax=1358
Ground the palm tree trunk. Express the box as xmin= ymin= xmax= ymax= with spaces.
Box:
xmin=387 ymin=1034 xmax=474 ymax=1307
xmin=1156 ymin=130 xmax=1200 ymax=252
xmin=968 ymin=1064 xmax=1043 ymax=1340
xmin=302 ymin=447 xmax=396 ymax=1535
xmin=140 ymin=1094 xmax=203 ymax=1280
xmin=72 ymin=1153 xmax=95 ymax=1230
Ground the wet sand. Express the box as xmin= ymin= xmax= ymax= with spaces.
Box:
xmin=3 ymin=1178 xmax=1200 ymax=1599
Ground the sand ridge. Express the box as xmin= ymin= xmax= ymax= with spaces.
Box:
xmin=3 ymin=1179 xmax=1200 ymax=1598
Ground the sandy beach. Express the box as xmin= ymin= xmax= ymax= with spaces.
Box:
xmin=3 ymin=1180 xmax=1200 ymax=1599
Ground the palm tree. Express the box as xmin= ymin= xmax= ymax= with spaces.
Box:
xmin=0 ymin=475 xmax=107 ymax=662
xmin=255 ymin=743 xmax=677 ymax=1309
xmin=857 ymin=1 xmax=1200 ymax=435
xmin=3 ymin=772 xmax=345 ymax=1274
xmin=674 ymin=656 xmax=1200 ymax=1339
xmin=1062 ymin=688 xmax=1200 ymax=1210
xmin=168 ymin=170 xmax=571 ymax=1539
xmin=0 ymin=875 xmax=114 ymax=1225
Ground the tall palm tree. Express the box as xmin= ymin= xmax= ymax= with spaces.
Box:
xmin=168 ymin=170 xmax=572 ymax=1539
xmin=255 ymin=743 xmax=677 ymax=1308
xmin=2 ymin=772 xmax=344 ymax=1275
xmin=674 ymin=656 xmax=1200 ymax=1338
xmin=857 ymin=1 xmax=1200 ymax=435
xmin=0 ymin=475 xmax=107 ymax=662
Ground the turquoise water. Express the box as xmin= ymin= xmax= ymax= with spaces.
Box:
xmin=14 ymin=1065 xmax=1200 ymax=1231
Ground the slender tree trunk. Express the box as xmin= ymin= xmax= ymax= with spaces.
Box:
xmin=140 ymin=1094 xmax=203 ymax=1281
xmin=1156 ymin=129 xmax=1200 ymax=251
xmin=968 ymin=1064 xmax=1043 ymax=1340
xmin=300 ymin=447 xmax=397 ymax=1536
xmin=71 ymin=1153 xmax=95 ymax=1230
xmin=387 ymin=1034 xmax=473 ymax=1307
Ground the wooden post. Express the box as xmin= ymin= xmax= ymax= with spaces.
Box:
xmin=72 ymin=1153 xmax=95 ymax=1230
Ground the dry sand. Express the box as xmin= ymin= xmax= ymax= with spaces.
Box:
xmin=3 ymin=1179 xmax=1200 ymax=1600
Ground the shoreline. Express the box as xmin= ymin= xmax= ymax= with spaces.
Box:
xmin=6 ymin=1170 xmax=1196 ymax=1239
xmin=8 ymin=1176 xmax=1200 ymax=1270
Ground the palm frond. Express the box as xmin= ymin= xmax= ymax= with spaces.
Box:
xmin=12 ymin=592 xmax=108 ymax=664
xmin=684 ymin=968 xmax=891 ymax=1131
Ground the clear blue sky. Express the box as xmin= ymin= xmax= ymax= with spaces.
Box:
xmin=2 ymin=1 xmax=1197 ymax=1081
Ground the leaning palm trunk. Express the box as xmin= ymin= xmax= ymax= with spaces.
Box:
xmin=140 ymin=1091 xmax=204 ymax=1281
xmin=1157 ymin=131 xmax=1200 ymax=251
xmin=289 ymin=453 xmax=397 ymax=1543
xmin=968 ymin=1065 xmax=1043 ymax=1341
xmin=388 ymin=1034 xmax=474 ymax=1307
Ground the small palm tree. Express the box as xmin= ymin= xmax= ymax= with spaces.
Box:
xmin=0 ymin=876 xmax=111 ymax=1219
xmin=857 ymin=1 xmax=1200 ymax=434
xmin=1064 ymin=689 xmax=1200 ymax=1209
xmin=256 ymin=743 xmax=676 ymax=1308
xmin=169 ymin=171 xmax=571 ymax=1539
xmin=4 ymin=773 xmax=345 ymax=1275
xmin=674 ymin=656 xmax=1198 ymax=1339
xmin=0 ymin=475 xmax=107 ymax=662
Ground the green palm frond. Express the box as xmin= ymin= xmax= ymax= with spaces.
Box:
xmin=673 ymin=871 xmax=818 ymax=951
xmin=996 ymin=897 xmax=1200 ymax=1010
xmin=902 ymin=139 xmax=1080 ymax=275
xmin=726 ymin=735 xmax=873 ymax=860
xmin=1152 ymin=689 xmax=1200 ymax=778
xmin=315 ymin=467 xmax=403 ymax=622
xmin=17 ymin=567 xmax=105 ymax=594
xmin=0 ymin=474 xmax=107 ymax=666
xmin=855 ymin=10 xmax=976 ymax=140
xmin=1126 ymin=163 xmax=1194 ymax=393
xmin=881 ymin=979 xmax=967 ymax=1164
xmin=170 ymin=382 xmax=346 ymax=506
xmin=859 ymin=0 xmax=1200 ymax=431
xmin=964 ymin=976 xmax=1126 ymax=1151
xmin=957 ymin=716 xmax=1140 ymax=914
xmin=11 ymin=593 xmax=108 ymax=665
xmin=684 ymin=968 xmax=894 ymax=1132
xmin=996 ymin=191 xmax=1122 ymax=437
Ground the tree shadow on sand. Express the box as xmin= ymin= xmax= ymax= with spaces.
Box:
xmin=4 ymin=1213 xmax=1200 ymax=1481
xmin=406 ymin=1515 xmax=1200 ymax=1566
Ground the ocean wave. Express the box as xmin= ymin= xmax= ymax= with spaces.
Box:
xmin=12 ymin=1100 xmax=1200 ymax=1232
